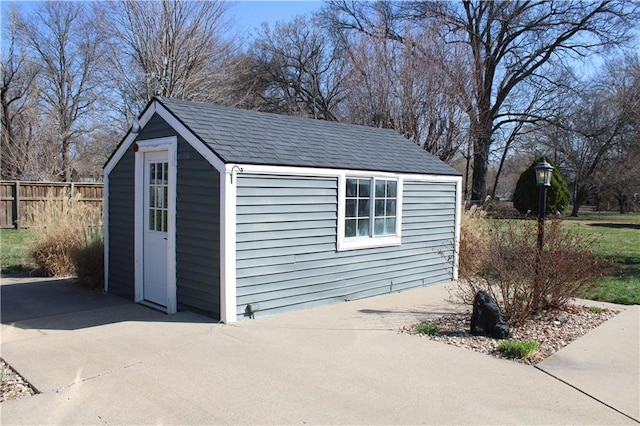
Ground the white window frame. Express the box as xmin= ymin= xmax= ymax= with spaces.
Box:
xmin=337 ymin=173 xmax=403 ymax=251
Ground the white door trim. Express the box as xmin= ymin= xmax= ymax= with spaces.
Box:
xmin=134 ymin=137 xmax=177 ymax=314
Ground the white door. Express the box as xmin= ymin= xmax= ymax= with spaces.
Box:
xmin=143 ymin=151 xmax=169 ymax=307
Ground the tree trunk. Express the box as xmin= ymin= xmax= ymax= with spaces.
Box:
xmin=491 ymin=144 xmax=508 ymax=199
xmin=570 ymin=203 xmax=581 ymax=217
xmin=61 ymin=136 xmax=71 ymax=182
xmin=463 ymin=153 xmax=472 ymax=207
xmin=617 ymin=194 xmax=628 ymax=214
xmin=570 ymin=187 xmax=588 ymax=217
xmin=471 ymin=134 xmax=491 ymax=202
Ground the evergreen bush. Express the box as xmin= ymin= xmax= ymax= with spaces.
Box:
xmin=513 ymin=157 xmax=570 ymax=215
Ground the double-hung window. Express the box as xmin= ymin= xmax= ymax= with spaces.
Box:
xmin=339 ymin=176 xmax=402 ymax=250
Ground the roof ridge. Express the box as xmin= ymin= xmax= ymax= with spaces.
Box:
xmin=155 ymin=96 xmax=403 ymax=136
xmin=153 ymin=97 xmax=462 ymax=176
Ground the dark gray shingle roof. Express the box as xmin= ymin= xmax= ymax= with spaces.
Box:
xmin=156 ymin=97 xmax=461 ymax=176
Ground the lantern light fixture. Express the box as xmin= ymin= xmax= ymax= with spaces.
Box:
xmin=535 ymin=160 xmax=554 ymax=187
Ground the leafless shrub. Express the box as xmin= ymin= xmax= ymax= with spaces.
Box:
xmin=452 ymin=218 xmax=611 ymax=324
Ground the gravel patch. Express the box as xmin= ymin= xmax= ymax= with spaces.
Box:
xmin=400 ymin=305 xmax=619 ymax=365
xmin=1 ymin=359 xmax=36 ymax=403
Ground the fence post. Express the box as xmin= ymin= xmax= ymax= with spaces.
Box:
xmin=14 ymin=181 xmax=20 ymax=229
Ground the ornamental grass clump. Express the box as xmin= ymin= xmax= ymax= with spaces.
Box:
xmin=28 ymin=192 xmax=103 ymax=284
xmin=452 ymin=217 xmax=612 ymax=324
xmin=457 ymin=205 xmax=489 ymax=279
xmin=71 ymin=227 xmax=104 ymax=289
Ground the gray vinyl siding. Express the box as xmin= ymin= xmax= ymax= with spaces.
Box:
xmin=235 ymin=174 xmax=457 ymax=319
xmin=106 ymin=113 xmax=175 ymax=300
xmin=140 ymin=114 xmax=221 ymax=318
xmin=107 ymin=149 xmax=135 ymax=299
xmin=107 ymin=113 xmax=221 ymax=318
xmin=176 ymin=141 xmax=221 ymax=318
xmin=137 ymin=113 xmax=178 ymax=140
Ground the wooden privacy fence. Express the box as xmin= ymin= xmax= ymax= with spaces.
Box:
xmin=0 ymin=181 xmax=104 ymax=229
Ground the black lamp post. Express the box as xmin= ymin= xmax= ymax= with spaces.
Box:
xmin=535 ymin=160 xmax=554 ymax=274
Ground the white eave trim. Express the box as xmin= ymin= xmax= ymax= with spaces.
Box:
xmin=104 ymin=105 xmax=156 ymax=177
xmin=154 ymin=102 xmax=225 ymax=173
xmin=238 ymin=163 xmax=461 ymax=182
xmin=104 ymin=100 xmax=226 ymax=178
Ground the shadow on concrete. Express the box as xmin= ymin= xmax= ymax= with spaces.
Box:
xmin=0 ymin=276 xmax=216 ymax=332
xmin=358 ymin=308 xmax=459 ymax=316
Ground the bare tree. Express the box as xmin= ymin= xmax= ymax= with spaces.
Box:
xmin=245 ymin=15 xmax=348 ymax=121
xmin=1 ymin=7 xmax=41 ymax=180
xmin=598 ymin=138 xmax=640 ymax=212
xmin=99 ymin=0 xmax=235 ymax=121
xmin=16 ymin=2 xmax=105 ymax=182
xmin=222 ymin=52 xmax=274 ymax=111
xmin=328 ymin=0 xmax=638 ymax=202
xmin=539 ymin=56 xmax=640 ymax=215
xmin=74 ymin=127 xmax=122 ymax=182
xmin=340 ymin=26 xmax=470 ymax=162
xmin=588 ymin=57 xmax=640 ymax=213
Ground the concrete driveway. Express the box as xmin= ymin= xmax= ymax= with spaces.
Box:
xmin=1 ymin=275 xmax=638 ymax=425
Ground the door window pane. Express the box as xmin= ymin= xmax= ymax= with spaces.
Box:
xmin=148 ymin=161 xmax=169 ymax=232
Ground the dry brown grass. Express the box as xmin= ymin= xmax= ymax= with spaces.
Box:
xmin=27 ymin=191 xmax=103 ymax=282
xmin=72 ymin=230 xmax=104 ymax=288
xmin=458 ymin=205 xmax=488 ymax=279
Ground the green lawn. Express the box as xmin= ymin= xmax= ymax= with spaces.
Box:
xmin=564 ymin=209 xmax=640 ymax=225
xmin=0 ymin=229 xmax=37 ymax=274
xmin=563 ymin=212 xmax=640 ymax=305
